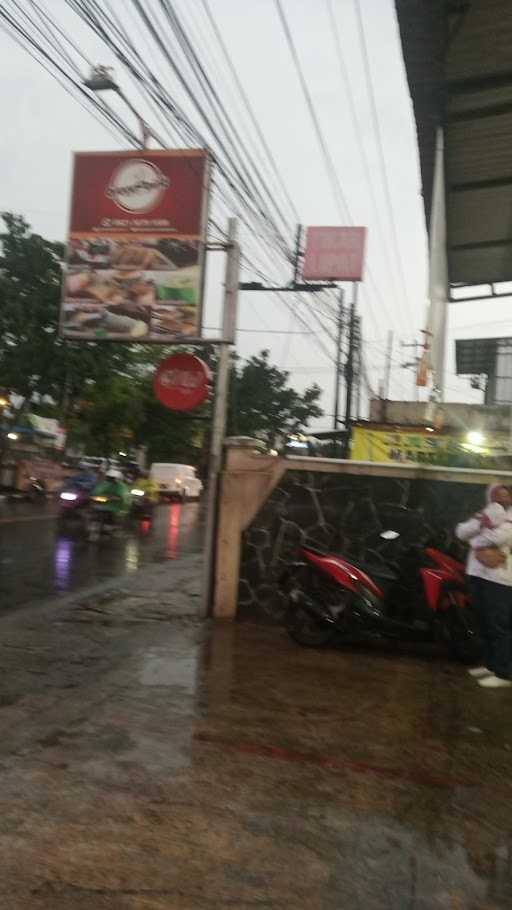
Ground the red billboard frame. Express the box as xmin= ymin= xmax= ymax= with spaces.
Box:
xmin=60 ymin=149 xmax=210 ymax=343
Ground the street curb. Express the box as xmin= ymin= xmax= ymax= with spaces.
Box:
xmin=0 ymin=552 xmax=203 ymax=626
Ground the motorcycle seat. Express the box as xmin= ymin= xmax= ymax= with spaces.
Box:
xmin=303 ymin=547 xmax=397 ymax=583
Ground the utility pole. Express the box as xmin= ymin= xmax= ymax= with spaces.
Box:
xmin=382 ymin=329 xmax=393 ymax=420
xmin=355 ymin=319 xmax=362 ymax=419
xmin=343 ymin=282 xmax=359 ymax=458
xmin=332 ymin=289 xmax=345 ymax=452
xmin=383 ymin=330 xmax=393 ymax=399
xmin=201 ymin=217 xmax=240 ymax=616
xmin=401 ymin=339 xmax=421 ymax=401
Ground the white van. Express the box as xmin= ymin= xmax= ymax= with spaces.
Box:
xmin=149 ymin=463 xmax=203 ymax=501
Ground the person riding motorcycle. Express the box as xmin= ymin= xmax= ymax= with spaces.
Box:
xmin=92 ymin=469 xmax=131 ymax=519
xmin=67 ymin=461 xmax=97 ymax=495
xmin=134 ymin=470 xmax=159 ymax=505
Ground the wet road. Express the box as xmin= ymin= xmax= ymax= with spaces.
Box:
xmin=1 ymin=600 xmax=512 ymax=908
xmin=0 ymin=497 xmax=204 ymax=608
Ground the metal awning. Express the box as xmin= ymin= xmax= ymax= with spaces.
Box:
xmin=396 ymin=0 xmax=512 ymax=289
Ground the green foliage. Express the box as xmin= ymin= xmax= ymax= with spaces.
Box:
xmin=135 ymin=393 xmax=208 ymax=466
xmin=228 ymin=349 xmax=323 ymax=445
xmin=67 ymin=374 xmax=145 ymax=455
xmin=0 ymin=213 xmax=137 ymax=415
xmin=0 ymin=213 xmax=64 ymax=404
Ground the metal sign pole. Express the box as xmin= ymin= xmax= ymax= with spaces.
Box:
xmin=201 ymin=218 xmax=240 ymax=616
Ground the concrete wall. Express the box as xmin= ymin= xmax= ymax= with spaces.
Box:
xmin=369 ymin=399 xmax=512 ymax=432
xmin=213 ymin=442 xmax=512 ymax=621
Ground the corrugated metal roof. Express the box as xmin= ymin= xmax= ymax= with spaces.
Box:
xmin=396 ymin=0 xmax=512 ymax=287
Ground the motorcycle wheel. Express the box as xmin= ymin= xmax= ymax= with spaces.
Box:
xmin=444 ymin=600 xmax=482 ymax=664
xmin=285 ymin=604 xmax=336 ymax=648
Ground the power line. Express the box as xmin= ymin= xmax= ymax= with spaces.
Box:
xmin=272 ymin=0 xmax=406 ymax=341
xmin=200 ymin=0 xmax=300 ymax=225
xmin=274 ymin=0 xmax=350 ymax=222
xmin=159 ymin=0 xmax=296 ymax=247
xmin=325 ymin=0 xmax=406 ymax=328
xmin=3 ymin=0 xmax=380 ymax=379
xmin=353 ymin=0 xmax=412 ymax=332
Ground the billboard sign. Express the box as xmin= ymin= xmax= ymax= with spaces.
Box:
xmin=303 ymin=226 xmax=367 ymax=281
xmin=61 ymin=149 xmax=210 ymax=342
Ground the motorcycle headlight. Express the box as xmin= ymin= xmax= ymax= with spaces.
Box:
xmin=60 ymin=492 xmax=78 ymax=501
xmin=131 ymin=489 xmax=145 ymax=497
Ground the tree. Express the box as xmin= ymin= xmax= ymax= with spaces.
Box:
xmin=227 ymin=349 xmax=323 ymax=445
xmin=0 ymin=213 xmax=64 ymax=407
xmin=66 ymin=373 xmax=146 ymax=456
xmin=0 ymin=213 xmax=137 ymax=419
xmin=135 ymin=393 xmax=208 ymax=467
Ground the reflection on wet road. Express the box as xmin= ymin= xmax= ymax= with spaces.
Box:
xmin=0 ymin=499 xmax=203 ymax=608
xmin=2 ymin=611 xmax=512 ymax=908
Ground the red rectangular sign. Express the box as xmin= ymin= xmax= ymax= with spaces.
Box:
xmin=303 ymin=226 xmax=367 ymax=281
xmin=61 ymin=149 xmax=210 ymax=342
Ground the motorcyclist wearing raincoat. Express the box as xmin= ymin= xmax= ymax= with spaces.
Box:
xmin=93 ymin=469 xmax=131 ymax=519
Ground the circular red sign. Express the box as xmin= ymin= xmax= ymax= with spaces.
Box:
xmin=153 ymin=353 xmax=210 ymax=411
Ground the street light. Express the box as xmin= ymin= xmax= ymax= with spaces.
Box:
xmin=467 ymin=430 xmax=485 ymax=447
xmin=84 ymin=65 xmax=154 ymax=149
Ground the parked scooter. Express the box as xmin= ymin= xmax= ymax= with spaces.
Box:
xmin=281 ymin=531 xmax=479 ymax=661
xmin=26 ymin=477 xmax=47 ymax=503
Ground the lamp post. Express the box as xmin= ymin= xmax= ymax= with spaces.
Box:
xmin=84 ymin=65 xmax=155 ymax=149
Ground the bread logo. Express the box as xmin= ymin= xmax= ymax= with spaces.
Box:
xmin=106 ymin=159 xmax=169 ymax=213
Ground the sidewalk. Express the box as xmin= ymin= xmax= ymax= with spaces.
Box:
xmin=0 ymin=557 xmax=512 ymax=908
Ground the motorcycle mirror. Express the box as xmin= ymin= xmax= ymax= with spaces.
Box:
xmin=380 ymin=530 xmax=400 ymax=540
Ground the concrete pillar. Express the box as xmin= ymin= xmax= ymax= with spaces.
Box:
xmin=213 ymin=438 xmax=286 ymax=620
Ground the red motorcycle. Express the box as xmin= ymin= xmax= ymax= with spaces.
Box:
xmin=281 ymin=530 xmax=480 ymax=662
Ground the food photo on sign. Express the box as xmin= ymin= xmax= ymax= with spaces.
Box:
xmin=61 ymin=150 xmax=209 ymax=341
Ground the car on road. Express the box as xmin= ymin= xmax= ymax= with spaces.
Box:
xmin=149 ymin=463 xmax=203 ymax=501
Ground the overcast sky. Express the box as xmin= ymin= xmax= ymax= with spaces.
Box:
xmin=0 ymin=0 xmax=504 ymax=425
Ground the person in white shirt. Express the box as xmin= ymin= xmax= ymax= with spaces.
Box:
xmin=456 ymin=484 xmax=512 ymax=688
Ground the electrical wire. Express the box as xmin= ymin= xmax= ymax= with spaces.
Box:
xmin=199 ymin=0 xmax=300 ymax=225
xmin=353 ymin=0 xmax=412 ymax=332
xmin=1 ymin=0 xmax=333 ymax=373
xmin=2 ymin=0 xmax=403 ymax=398
xmin=273 ymin=0 xmax=409 ymax=341
xmin=325 ymin=0 xmax=404 ymax=323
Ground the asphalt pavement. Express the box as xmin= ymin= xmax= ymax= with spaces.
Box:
xmin=0 ymin=497 xmax=204 ymax=610
xmin=0 ymin=594 xmax=511 ymax=908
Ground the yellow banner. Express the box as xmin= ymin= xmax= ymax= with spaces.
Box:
xmin=351 ymin=427 xmax=510 ymax=465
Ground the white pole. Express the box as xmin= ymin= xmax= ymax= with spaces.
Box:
xmin=200 ymin=218 xmax=240 ymax=616
xmin=426 ymin=127 xmax=449 ymax=401
xmin=383 ymin=329 xmax=393 ymax=400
